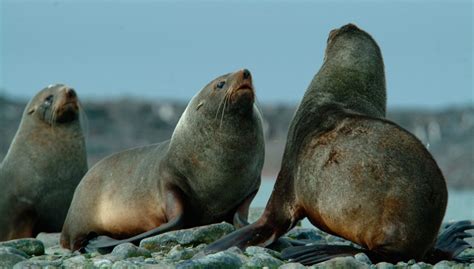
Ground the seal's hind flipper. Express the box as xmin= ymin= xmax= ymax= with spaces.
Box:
xmin=83 ymin=235 xmax=118 ymax=254
xmin=281 ymin=244 xmax=373 ymax=265
xmin=425 ymin=220 xmax=474 ymax=263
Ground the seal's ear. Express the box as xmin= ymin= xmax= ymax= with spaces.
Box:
xmin=27 ymin=107 xmax=36 ymax=115
xmin=196 ymin=102 xmax=204 ymax=111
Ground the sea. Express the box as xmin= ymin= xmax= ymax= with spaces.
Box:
xmin=251 ymin=178 xmax=474 ymax=227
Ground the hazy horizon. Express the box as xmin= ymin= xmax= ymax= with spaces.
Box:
xmin=1 ymin=0 xmax=472 ymax=108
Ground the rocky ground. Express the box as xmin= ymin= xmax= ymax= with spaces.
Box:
xmin=1 ymin=209 xmax=473 ymax=269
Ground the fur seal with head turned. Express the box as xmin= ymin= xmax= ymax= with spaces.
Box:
xmin=0 ymin=84 xmax=88 ymax=241
xmin=203 ymin=24 xmax=472 ymax=264
xmin=60 ymin=69 xmax=265 ymax=252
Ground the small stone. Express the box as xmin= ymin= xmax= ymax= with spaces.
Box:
xmin=0 ymin=238 xmax=45 ymax=256
xmin=245 ymin=246 xmax=282 ymax=259
xmin=244 ymin=252 xmax=284 ymax=269
xmin=111 ymin=243 xmax=151 ymax=259
xmin=167 ymin=244 xmax=203 ymax=261
xmin=92 ymin=258 xmax=113 ymax=268
xmin=376 ymin=262 xmax=395 ymax=269
xmin=268 ymin=237 xmax=294 ymax=252
xmin=13 ymin=258 xmax=63 ymax=269
xmin=433 ymin=260 xmax=457 ymax=269
xmin=278 ymin=262 xmax=306 ymax=269
xmin=62 ymin=255 xmax=92 ymax=267
xmin=355 ymin=253 xmax=372 ymax=264
xmin=315 ymin=256 xmax=370 ymax=268
xmin=407 ymin=259 xmax=416 ymax=265
xmin=112 ymin=260 xmax=141 ymax=269
xmin=144 ymin=258 xmax=158 ymax=264
xmin=176 ymin=249 xmax=247 ymax=269
xmin=45 ymin=244 xmax=72 ymax=256
xmin=36 ymin=232 xmax=61 ymax=249
xmin=0 ymin=251 xmax=26 ymax=268
xmin=285 ymin=227 xmax=325 ymax=241
xmin=140 ymin=222 xmax=235 ymax=252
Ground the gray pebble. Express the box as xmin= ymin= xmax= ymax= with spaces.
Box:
xmin=355 ymin=253 xmax=372 ymax=265
xmin=176 ymin=249 xmax=246 ymax=269
xmin=0 ymin=252 xmax=27 ymax=268
xmin=111 ymin=242 xmax=151 ymax=259
xmin=244 ymin=252 xmax=284 ymax=269
xmin=376 ymin=262 xmax=395 ymax=269
xmin=278 ymin=262 xmax=307 ymax=269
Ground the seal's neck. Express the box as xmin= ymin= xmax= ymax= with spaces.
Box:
xmin=304 ymin=39 xmax=386 ymax=118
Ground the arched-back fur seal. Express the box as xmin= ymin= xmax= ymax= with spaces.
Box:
xmin=0 ymin=84 xmax=88 ymax=241
xmin=60 ymin=69 xmax=265 ymax=252
xmin=203 ymin=24 xmax=473 ymax=264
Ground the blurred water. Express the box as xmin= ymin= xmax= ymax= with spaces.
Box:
xmin=251 ymin=179 xmax=474 ymax=227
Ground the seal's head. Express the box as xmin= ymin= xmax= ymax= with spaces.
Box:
xmin=324 ymin=23 xmax=382 ymax=66
xmin=26 ymin=84 xmax=81 ymax=125
xmin=194 ymin=69 xmax=256 ymax=118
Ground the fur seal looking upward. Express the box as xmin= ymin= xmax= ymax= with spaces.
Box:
xmin=0 ymin=84 xmax=88 ymax=241
xmin=60 ymin=69 xmax=265 ymax=252
xmin=203 ymin=24 xmax=472 ymax=264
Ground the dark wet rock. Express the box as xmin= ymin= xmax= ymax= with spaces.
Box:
xmin=140 ymin=222 xmax=235 ymax=252
xmin=0 ymin=238 xmax=45 ymax=256
xmin=269 ymin=237 xmax=295 ymax=252
xmin=0 ymin=251 xmax=26 ymax=268
xmin=111 ymin=242 xmax=151 ymax=259
xmin=176 ymin=248 xmax=247 ymax=269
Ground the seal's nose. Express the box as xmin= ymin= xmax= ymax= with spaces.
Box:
xmin=243 ymin=69 xmax=251 ymax=79
xmin=65 ymin=88 xmax=77 ymax=99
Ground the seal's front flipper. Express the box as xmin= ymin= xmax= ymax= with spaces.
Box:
xmin=424 ymin=220 xmax=474 ymax=263
xmin=281 ymin=244 xmax=379 ymax=265
xmin=84 ymin=188 xmax=185 ymax=253
xmin=232 ymin=190 xmax=258 ymax=229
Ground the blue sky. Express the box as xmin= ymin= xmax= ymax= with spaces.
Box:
xmin=1 ymin=0 xmax=472 ymax=108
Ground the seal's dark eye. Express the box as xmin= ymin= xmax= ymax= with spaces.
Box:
xmin=216 ymin=81 xmax=226 ymax=89
xmin=44 ymin=95 xmax=53 ymax=106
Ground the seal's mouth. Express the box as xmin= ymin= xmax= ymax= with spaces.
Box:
xmin=235 ymin=83 xmax=253 ymax=92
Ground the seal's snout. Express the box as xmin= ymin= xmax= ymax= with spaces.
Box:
xmin=235 ymin=68 xmax=253 ymax=91
xmin=65 ymin=88 xmax=77 ymax=99
xmin=229 ymin=69 xmax=255 ymax=107
xmin=243 ymin=69 xmax=251 ymax=80
xmin=327 ymin=23 xmax=362 ymax=44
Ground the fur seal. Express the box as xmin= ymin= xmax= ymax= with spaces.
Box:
xmin=203 ymin=24 xmax=473 ymax=264
xmin=0 ymin=84 xmax=88 ymax=241
xmin=60 ymin=69 xmax=265 ymax=252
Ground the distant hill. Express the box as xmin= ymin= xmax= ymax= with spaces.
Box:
xmin=1 ymin=96 xmax=472 ymax=189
